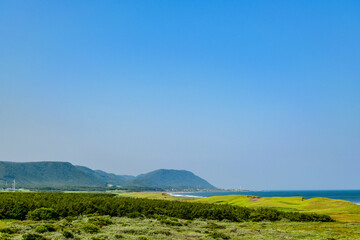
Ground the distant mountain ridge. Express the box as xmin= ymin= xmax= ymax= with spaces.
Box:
xmin=75 ymin=165 xmax=135 ymax=186
xmin=0 ymin=161 xmax=104 ymax=187
xmin=124 ymin=169 xmax=216 ymax=189
xmin=0 ymin=161 xmax=216 ymax=189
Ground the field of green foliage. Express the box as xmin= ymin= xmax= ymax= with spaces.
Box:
xmin=195 ymin=195 xmax=360 ymax=223
xmin=1 ymin=215 xmax=360 ymax=239
xmin=0 ymin=193 xmax=333 ymax=222
xmin=0 ymin=192 xmax=359 ymax=239
xmin=120 ymin=192 xmax=360 ymax=223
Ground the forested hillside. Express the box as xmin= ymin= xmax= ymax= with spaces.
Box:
xmin=125 ymin=169 xmax=216 ymax=189
xmin=0 ymin=161 xmax=215 ymax=189
xmin=0 ymin=161 xmax=105 ymax=187
xmin=75 ymin=166 xmax=134 ymax=186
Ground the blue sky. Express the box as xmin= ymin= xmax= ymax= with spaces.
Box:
xmin=1 ymin=1 xmax=359 ymax=189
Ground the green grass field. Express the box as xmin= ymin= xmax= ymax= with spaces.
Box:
xmin=119 ymin=192 xmax=360 ymax=223
xmin=1 ymin=215 xmax=360 ymax=239
xmin=195 ymin=195 xmax=360 ymax=223
xmin=118 ymin=192 xmax=179 ymax=200
xmin=0 ymin=192 xmax=358 ymax=239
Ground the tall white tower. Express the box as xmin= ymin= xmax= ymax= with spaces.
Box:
xmin=12 ymin=179 xmax=15 ymax=192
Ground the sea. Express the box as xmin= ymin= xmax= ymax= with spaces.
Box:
xmin=171 ymin=190 xmax=360 ymax=204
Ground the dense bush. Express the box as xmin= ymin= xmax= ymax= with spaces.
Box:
xmin=126 ymin=212 xmax=144 ymax=219
xmin=27 ymin=208 xmax=59 ymax=221
xmin=11 ymin=203 xmax=29 ymax=220
xmin=0 ymin=192 xmax=334 ymax=223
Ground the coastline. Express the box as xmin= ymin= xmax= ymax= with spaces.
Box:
xmin=167 ymin=193 xmax=203 ymax=198
xmin=170 ymin=190 xmax=360 ymax=205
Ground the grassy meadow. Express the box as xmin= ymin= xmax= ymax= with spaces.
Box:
xmin=195 ymin=195 xmax=360 ymax=223
xmin=0 ymin=192 xmax=359 ymax=239
xmin=119 ymin=192 xmax=360 ymax=222
xmin=1 ymin=215 xmax=360 ymax=239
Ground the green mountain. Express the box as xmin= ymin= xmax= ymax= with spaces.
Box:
xmin=75 ymin=166 xmax=135 ymax=186
xmin=124 ymin=169 xmax=217 ymax=189
xmin=0 ymin=161 xmax=216 ymax=189
xmin=0 ymin=161 xmax=105 ymax=187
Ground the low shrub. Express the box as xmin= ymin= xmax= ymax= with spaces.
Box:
xmin=62 ymin=231 xmax=74 ymax=239
xmin=65 ymin=216 xmax=76 ymax=222
xmin=81 ymin=223 xmax=100 ymax=234
xmin=126 ymin=212 xmax=143 ymax=219
xmin=22 ymin=234 xmax=47 ymax=240
xmin=208 ymin=232 xmax=231 ymax=239
xmin=121 ymin=229 xmax=147 ymax=235
xmin=137 ymin=237 xmax=148 ymax=240
xmin=88 ymin=216 xmax=113 ymax=226
xmin=34 ymin=224 xmax=56 ymax=233
xmin=0 ymin=227 xmax=19 ymax=234
xmin=152 ymin=230 xmax=171 ymax=236
xmin=206 ymin=223 xmax=226 ymax=230
xmin=160 ymin=219 xmax=183 ymax=226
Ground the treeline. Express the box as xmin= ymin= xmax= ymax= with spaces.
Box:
xmin=25 ymin=186 xmax=206 ymax=192
xmin=0 ymin=192 xmax=334 ymax=222
xmin=25 ymin=186 xmax=165 ymax=192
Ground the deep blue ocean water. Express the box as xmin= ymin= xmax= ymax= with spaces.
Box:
xmin=172 ymin=190 xmax=360 ymax=204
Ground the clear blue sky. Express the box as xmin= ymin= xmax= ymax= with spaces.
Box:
xmin=1 ymin=0 xmax=359 ymax=189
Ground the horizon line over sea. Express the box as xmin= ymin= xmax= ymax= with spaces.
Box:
xmin=171 ymin=190 xmax=360 ymax=204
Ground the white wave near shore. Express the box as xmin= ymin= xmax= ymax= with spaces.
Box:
xmin=168 ymin=193 xmax=203 ymax=198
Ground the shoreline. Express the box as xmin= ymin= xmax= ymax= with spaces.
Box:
xmin=167 ymin=193 xmax=203 ymax=199
xmin=169 ymin=190 xmax=360 ymax=205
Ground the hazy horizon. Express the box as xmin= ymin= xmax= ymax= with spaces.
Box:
xmin=2 ymin=160 xmax=360 ymax=191
xmin=1 ymin=1 xmax=359 ymax=190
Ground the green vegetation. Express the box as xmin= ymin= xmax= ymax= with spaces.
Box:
xmin=120 ymin=192 xmax=360 ymax=223
xmin=124 ymin=169 xmax=216 ymax=189
xmin=0 ymin=192 xmax=357 ymax=239
xmin=62 ymin=230 xmax=74 ymax=238
xmin=32 ymin=186 xmax=164 ymax=192
xmin=88 ymin=216 xmax=113 ymax=226
xmin=118 ymin=192 xmax=179 ymax=199
xmin=27 ymin=208 xmax=59 ymax=221
xmin=0 ymin=192 xmax=333 ymax=223
xmin=195 ymin=195 xmax=360 ymax=222
xmin=75 ymin=166 xmax=134 ymax=186
xmin=0 ymin=216 xmax=358 ymax=239
xmin=34 ymin=224 xmax=56 ymax=233
xmin=0 ymin=161 xmax=216 ymax=190
xmin=0 ymin=161 xmax=107 ymax=187
xmin=81 ymin=223 xmax=100 ymax=233
xmin=22 ymin=233 xmax=47 ymax=240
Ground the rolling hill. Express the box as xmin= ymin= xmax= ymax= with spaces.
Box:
xmin=195 ymin=195 xmax=360 ymax=222
xmin=0 ymin=161 xmax=216 ymax=189
xmin=125 ymin=169 xmax=217 ymax=189
xmin=0 ymin=161 xmax=105 ymax=187
xmin=75 ymin=165 xmax=135 ymax=186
